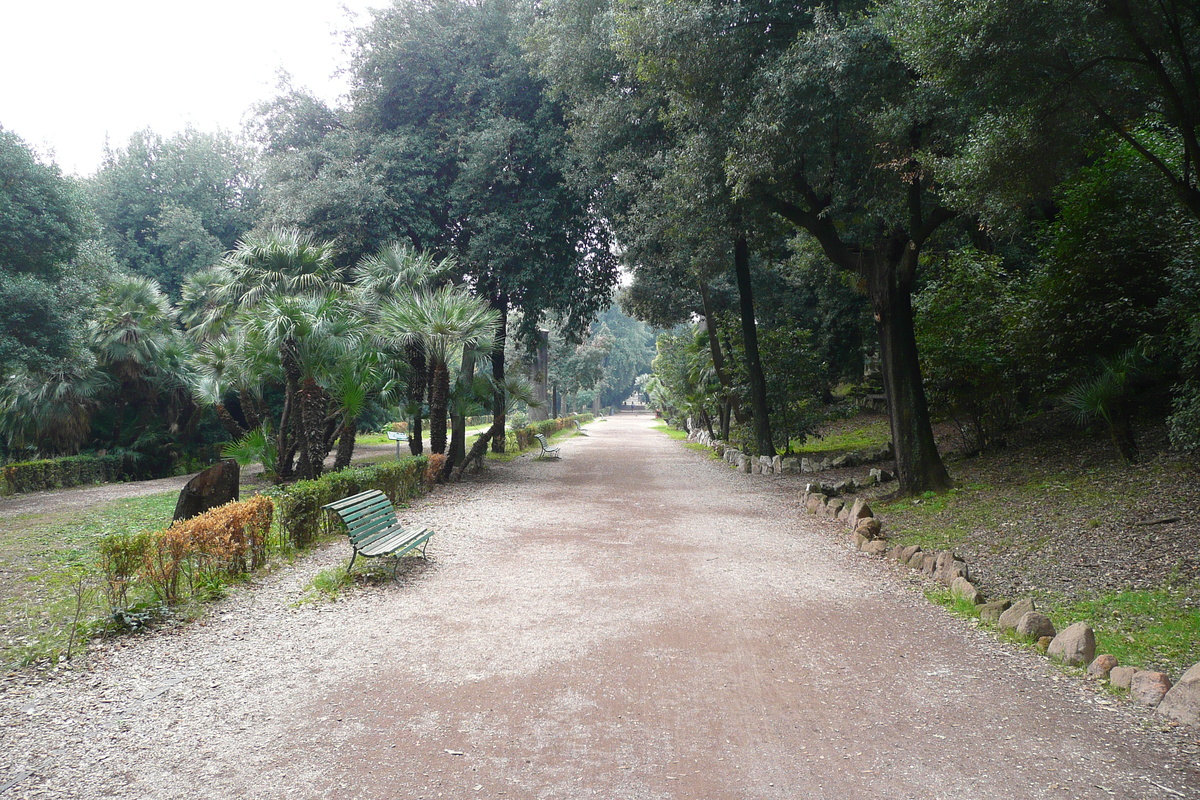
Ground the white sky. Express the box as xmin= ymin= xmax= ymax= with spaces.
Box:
xmin=1 ymin=0 xmax=381 ymax=176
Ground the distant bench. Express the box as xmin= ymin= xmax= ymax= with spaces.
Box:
xmin=322 ymin=489 xmax=435 ymax=575
xmin=534 ymin=433 xmax=560 ymax=459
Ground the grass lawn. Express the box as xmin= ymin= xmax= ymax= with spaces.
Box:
xmin=0 ymin=492 xmax=179 ymax=668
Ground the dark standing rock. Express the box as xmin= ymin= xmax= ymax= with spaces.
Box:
xmin=854 ymin=517 xmax=883 ymax=540
xmin=998 ymin=598 xmax=1036 ymax=633
xmin=1157 ymin=661 xmax=1200 ymax=727
xmin=934 ymin=551 xmax=969 ymax=585
xmin=979 ymin=599 xmax=1011 ymax=625
xmin=848 ymin=498 xmax=873 ymax=525
xmin=1015 ymin=611 xmax=1056 ymax=641
xmin=1087 ymin=655 xmax=1119 ymax=681
xmin=173 ymin=459 xmax=240 ymax=522
xmin=1047 ymin=622 xmax=1097 ymax=666
xmin=1131 ymin=671 xmax=1173 ymax=708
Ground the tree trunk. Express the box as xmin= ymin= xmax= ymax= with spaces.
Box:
xmin=444 ymin=348 xmax=475 ymax=479
xmin=734 ymin=236 xmax=774 ymax=456
xmin=332 ymin=418 xmax=357 ymax=470
xmin=451 ymin=417 xmax=504 ymax=482
xmin=407 ymin=344 xmax=426 ymax=456
xmin=296 ymin=378 xmax=329 ymax=480
xmin=429 ymin=361 xmax=449 ymax=455
xmin=491 ymin=293 xmax=508 ymax=453
xmin=864 ymin=238 xmax=952 ymax=495
xmin=215 ymin=404 xmax=246 ymax=439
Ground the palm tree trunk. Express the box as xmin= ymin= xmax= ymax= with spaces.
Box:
xmin=407 ymin=344 xmax=426 ymax=456
xmin=332 ymin=419 xmax=357 ymax=470
xmin=297 ymin=379 xmax=329 ymax=479
xmin=429 ymin=361 xmax=449 ymax=455
xmin=452 ymin=417 xmax=504 ymax=482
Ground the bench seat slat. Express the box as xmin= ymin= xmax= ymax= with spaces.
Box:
xmin=359 ymin=528 xmax=434 ymax=557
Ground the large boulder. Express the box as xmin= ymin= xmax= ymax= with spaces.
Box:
xmin=997 ymin=598 xmax=1035 ymax=633
xmin=173 ymin=459 xmax=239 ymax=522
xmin=978 ymin=599 xmax=1011 ymax=625
xmin=1157 ymin=662 xmax=1200 ymax=726
xmin=1087 ymin=655 xmax=1119 ymax=681
xmin=1131 ymin=671 xmax=1173 ymax=708
xmin=1047 ymin=622 xmax=1096 ymax=666
xmin=950 ymin=577 xmax=982 ymax=605
xmin=854 ymin=517 xmax=883 ymax=540
xmin=1015 ymin=612 xmax=1056 ymax=641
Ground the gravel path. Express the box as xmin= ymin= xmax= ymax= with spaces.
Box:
xmin=1 ymin=414 xmax=1198 ymax=799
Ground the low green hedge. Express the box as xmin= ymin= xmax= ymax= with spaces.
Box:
xmin=265 ymin=457 xmax=429 ymax=548
xmin=1 ymin=454 xmax=128 ymax=495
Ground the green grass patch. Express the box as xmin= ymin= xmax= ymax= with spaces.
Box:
xmin=0 ymin=491 xmax=183 ymax=668
xmin=790 ymin=416 xmax=891 ymax=454
xmin=1049 ymin=588 xmax=1200 ymax=677
xmin=651 ymin=423 xmax=689 ymax=440
xmin=297 ymin=564 xmax=356 ymax=604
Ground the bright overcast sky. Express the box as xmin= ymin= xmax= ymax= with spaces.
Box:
xmin=1 ymin=0 xmax=381 ymax=176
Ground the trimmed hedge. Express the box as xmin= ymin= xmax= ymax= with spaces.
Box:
xmin=265 ymin=457 xmax=428 ymax=548
xmin=507 ymin=414 xmax=594 ymax=452
xmin=1 ymin=454 xmax=127 ymax=495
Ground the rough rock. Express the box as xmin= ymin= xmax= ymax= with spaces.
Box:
xmin=950 ymin=577 xmax=982 ymax=605
xmin=1130 ymin=671 xmax=1173 ymax=708
xmin=1109 ymin=666 xmax=1137 ymax=690
xmin=837 ymin=505 xmax=851 ymax=522
xmin=806 ymin=494 xmax=828 ymax=515
xmin=848 ymin=499 xmax=873 ymax=524
xmin=854 ymin=517 xmax=883 ymax=540
xmin=174 ymin=459 xmax=239 ymax=522
xmin=738 ymin=454 xmax=751 ymax=473
xmin=825 ymin=498 xmax=845 ymax=519
xmin=861 ymin=540 xmax=889 ymax=556
xmin=905 ymin=549 xmax=926 ymax=569
xmin=781 ymin=457 xmax=801 ymax=475
xmin=1087 ymin=655 xmax=1119 ymax=681
xmin=888 ymin=544 xmax=906 ymax=560
xmin=1157 ymin=661 xmax=1200 ymax=727
xmin=1015 ymin=612 xmax=1056 ymax=641
xmin=853 ymin=532 xmax=868 ymax=549
xmin=772 ymin=455 xmax=782 ymax=473
xmin=921 ymin=554 xmax=937 ymax=575
xmin=901 ymin=545 xmax=921 ymax=562
xmin=1047 ymin=622 xmax=1097 ymax=667
xmin=934 ymin=551 xmax=969 ymax=585
xmin=979 ymin=599 xmax=1011 ymax=625
xmin=997 ymin=598 xmax=1036 ymax=633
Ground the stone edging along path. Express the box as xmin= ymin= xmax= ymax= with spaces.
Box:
xmin=685 ymin=428 xmax=1200 ymax=731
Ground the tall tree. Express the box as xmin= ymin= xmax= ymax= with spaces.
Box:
xmin=87 ymin=128 xmax=260 ymax=295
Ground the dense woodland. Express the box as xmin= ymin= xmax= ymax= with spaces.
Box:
xmin=1 ymin=0 xmax=1197 ymax=495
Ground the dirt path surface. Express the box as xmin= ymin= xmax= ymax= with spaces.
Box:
xmin=2 ymin=414 xmax=1198 ymax=799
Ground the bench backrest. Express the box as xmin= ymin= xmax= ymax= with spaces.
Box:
xmin=322 ymin=490 xmax=399 ymax=546
xmin=535 ymin=433 xmax=550 ymax=444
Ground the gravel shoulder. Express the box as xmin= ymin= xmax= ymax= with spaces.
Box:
xmin=1 ymin=414 xmax=1197 ymax=799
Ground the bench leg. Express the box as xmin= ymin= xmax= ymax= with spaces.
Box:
xmin=347 ymin=549 xmax=358 ymax=574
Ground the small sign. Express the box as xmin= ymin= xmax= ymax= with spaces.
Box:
xmin=386 ymin=431 xmax=409 ymax=441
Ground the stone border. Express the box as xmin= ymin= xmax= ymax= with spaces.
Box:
xmin=683 ymin=427 xmax=1200 ymax=729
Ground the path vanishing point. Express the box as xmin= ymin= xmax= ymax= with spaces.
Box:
xmin=2 ymin=413 xmax=1198 ymax=799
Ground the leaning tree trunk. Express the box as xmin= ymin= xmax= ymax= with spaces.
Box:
xmin=429 ymin=361 xmax=450 ymax=455
xmin=442 ymin=349 xmax=476 ymax=481
xmin=214 ymin=404 xmax=247 ymax=439
xmin=864 ymin=237 xmax=952 ymax=495
xmin=332 ymin=418 xmax=357 ymax=471
xmin=451 ymin=417 xmax=505 ymax=482
xmin=733 ymin=236 xmax=774 ymax=456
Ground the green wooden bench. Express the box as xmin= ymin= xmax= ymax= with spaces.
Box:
xmin=572 ymin=419 xmax=588 ymax=435
xmin=322 ymin=489 xmax=435 ymax=575
xmin=534 ymin=433 xmax=561 ymax=459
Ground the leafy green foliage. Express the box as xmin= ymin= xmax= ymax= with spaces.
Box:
xmin=914 ymin=249 xmax=1026 ymax=453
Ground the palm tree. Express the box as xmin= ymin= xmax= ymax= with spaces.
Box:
xmin=450 ymin=374 xmax=539 ymax=482
xmin=179 ymin=267 xmax=236 ymax=342
xmin=354 ymin=243 xmax=457 ymax=455
xmin=215 ymin=227 xmax=346 ymax=307
xmin=0 ymin=357 xmax=112 ymax=456
xmin=378 ymin=284 xmax=500 ymax=457
xmin=245 ymin=292 xmax=361 ymax=480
